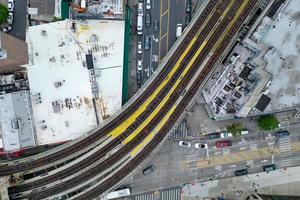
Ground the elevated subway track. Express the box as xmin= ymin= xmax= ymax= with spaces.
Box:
xmin=10 ymin=0 xmax=262 ymax=199
xmin=0 ymin=0 xmax=218 ymax=177
xmin=9 ymin=0 xmax=230 ymax=197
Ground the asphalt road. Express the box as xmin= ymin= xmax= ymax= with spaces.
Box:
xmin=9 ymin=0 xmax=27 ymax=41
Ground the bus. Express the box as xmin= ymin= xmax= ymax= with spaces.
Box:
xmin=103 ymin=188 xmax=131 ymax=200
xmin=137 ymin=15 xmax=143 ymax=35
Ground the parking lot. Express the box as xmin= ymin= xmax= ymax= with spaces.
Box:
xmin=129 ymin=0 xmax=190 ymax=92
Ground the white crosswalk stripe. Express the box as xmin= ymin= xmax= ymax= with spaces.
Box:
xmin=278 ymin=136 xmax=293 ymax=167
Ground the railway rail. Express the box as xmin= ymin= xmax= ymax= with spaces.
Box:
xmin=0 ymin=0 xmax=219 ymax=177
xmin=9 ymin=0 xmax=261 ymax=199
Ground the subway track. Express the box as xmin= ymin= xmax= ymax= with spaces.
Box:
xmin=0 ymin=0 xmax=219 ymax=176
xmin=10 ymin=0 xmax=260 ymax=199
xmin=74 ymin=0 xmax=260 ymax=199
xmin=8 ymin=0 xmax=231 ymax=197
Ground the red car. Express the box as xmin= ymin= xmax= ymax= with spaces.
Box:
xmin=215 ymin=140 xmax=232 ymax=148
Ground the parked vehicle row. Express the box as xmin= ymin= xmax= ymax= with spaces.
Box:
xmin=179 ymin=141 xmax=207 ymax=149
xmin=1 ymin=0 xmax=14 ymax=33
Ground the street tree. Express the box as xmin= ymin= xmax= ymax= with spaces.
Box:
xmin=0 ymin=4 xmax=8 ymax=25
xmin=227 ymin=122 xmax=243 ymax=137
xmin=257 ymin=115 xmax=279 ymax=131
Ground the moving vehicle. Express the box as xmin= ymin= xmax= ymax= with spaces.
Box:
xmin=215 ymin=140 xmax=232 ymax=148
xmin=220 ymin=132 xmax=233 ymax=138
xmin=145 ymin=12 xmax=151 ymax=27
xmin=137 ymin=41 xmax=142 ymax=54
xmin=8 ymin=0 xmax=14 ymax=12
xmin=275 ymin=130 xmax=289 ymax=138
xmin=179 ymin=141 xmax=191 ymax=147
xmin=234 ymin=169 xmax=248 ymax=176
xmin=137 ymin=59 xmax=143 ymax=71
xmin=153 ymin=20 xmax=159 ymax=32
xmin=207 ymin=132 xmax=221 ymax=140
xmin=144 ymin=35 xmax=150 ymax=50
xmin=195 ymin=143 xmax=207 ymax=149
xmin=143 ymin=165 xmax=155 ymax=175
xmin=7 ymin=12 xmax=13 ymax=24
xmin=263 ymin=164 xmax=276 ymax=172
xmin=105 ymin=188 xmax=131 ymax=199
xmin=137 ymin=15 xmax=143 ymax=35
xmin=146 ymin=0 xmax=151 ymax=10
xmin=138 ymin=3 xmax=143 ymax=16
xmin=176 ymin=24 xmax=183 ymax=38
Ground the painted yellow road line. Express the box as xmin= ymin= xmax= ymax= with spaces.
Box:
xmin=108 ymin=0 xmax=223 ymax=139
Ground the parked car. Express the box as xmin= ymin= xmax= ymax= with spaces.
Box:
xmin=153 ymin=20 xmax=159 ymax=32
xmin=137 ymin=59 xmax=143 ymax=71
xmin=234 ymin=169 xmax=248 ymax=176
xmin=275 ymin=130 xmax=289 ymax=138
xmin=137 ymin=41 xmax=142 ymax=54
xmin=146 ymin=0 xmax=151 ymax=10
xmin=215 ymin=140 xmax=232 ymax=148
xmin=207 ymin=132 xmax=221 ymax=140
xmin=263 ymin=164 xmax=276 ymax=172
xmin=7 ymin=12 xmax=13 ymax=24
xmin=176 ymin=24 xmax=183 ymax=38
xmin=8 ymin=0 xmax=14 ymax=12
xmin=179 ymin=141 xmax=191 ymax=148
xmin=145 ymin=12 xmax=151 ymax=27
xmin=220 ymin=132 xmax=233 ymax=138
xmin=186 ymin=1 xmax=192 ymax=13
xmin=144 ymin=35 xmax=150 ymax=50
xmin=195 ymin=143 xmax=207 ymax=149
xmin=142 ymin=165 xmax=155 ymax=175
xmin=2 ymin=25 xmax=12 ymax=33
xmin=137 ymin=3 xmax=143 ymax=16
xmin=241 ymin=129 xmax=249 ymax=135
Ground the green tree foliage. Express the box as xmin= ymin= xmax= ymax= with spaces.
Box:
xmin=227 ymin=122 xmax=243 ymax=137
xmin=0 ymin=4 xmax=9 ymax=25
xmin=257 ymin=115 xmax=279 ymax=131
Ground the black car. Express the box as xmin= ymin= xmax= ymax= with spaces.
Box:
xmin=234 ymin=169 xmax=248 ymax=176
xmin=207 ymin=132 xmax=221 ymax=140
xmin=153 ymin=20 xmax=159 ymax=32
xmin=275 ymin=130 xmax=289 ymax=138
xmin=144 ymin=35 xmax=150 ymax=50
xmin=145 ymin=12 xmax=151 ymax=27
xmin=263 ymin=164 xmax=276 ymax=172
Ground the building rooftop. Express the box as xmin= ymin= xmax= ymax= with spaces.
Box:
xmin=26 ymin=19 xmax=124 ymax=145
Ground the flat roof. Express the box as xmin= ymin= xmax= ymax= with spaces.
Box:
xmin=27 ymin=19 xmax=124 ymax=145
xmin=255 ymin=94 xmax=271 ymax=112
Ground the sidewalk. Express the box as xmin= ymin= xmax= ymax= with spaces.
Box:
xmin=182 ymin=166 xmax=300 ymax=199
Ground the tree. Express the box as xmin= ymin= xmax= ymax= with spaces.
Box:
xmin=227 ymin=122 xmax=243 ymax=137
xmin=257 ymin=115 xmax=278 ymax=131
xmin=0 ymin=4 xmax=8 ymax=25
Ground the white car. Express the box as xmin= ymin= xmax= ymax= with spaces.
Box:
xmin=179 ymin=141 xmax=191 ymax=148
xmin=8 ymin=0 xmax=14 ymax=12
xmin=195 ymin=143 xmax=208 ymax=149
xmin=137 ymin=59 xmax=143 ymax=71
xmin=7 ymin=13 xmax=13 ymax=24
xmin=2 ymin=25 xmax=12 ymax=33
xmin=241 ymin=130 xmax=249 ymax=135
xmin=220 ymin=132 xmax=233 ymax=138
xmin=146 ymin=0 xmax=151 ymax=10
xmin=137 ymin=41 xmax=142 ymax=54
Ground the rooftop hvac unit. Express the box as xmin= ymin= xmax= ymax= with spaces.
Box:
xmin=41 ymin=30 xmax=47 ymax=36
xmin=11 ymin=119 xmax=21 ymax=130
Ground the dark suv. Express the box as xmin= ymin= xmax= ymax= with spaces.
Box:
xmin=275 ymin=130 xmax=289 ymax=138
xmin=207 ymin=132 xmax=221 ymax=140
xmin=234 ymin=169 xmax=248 ymax=176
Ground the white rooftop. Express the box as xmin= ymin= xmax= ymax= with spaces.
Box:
xmin=27 ymin=19 xmax=124 ymax=145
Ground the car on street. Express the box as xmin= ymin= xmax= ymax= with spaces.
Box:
xmin=144 ymin=35 xmax=150 ymax=50
xmin=176 ymin=24 xmax=183 ymax=38
xmin=195 ymin=143 xmax=207 ymax=149
xmin=207 ymin=132 xmax=221 ymax=140
xmin=8 ymin=0 xmax=14 ymax=12
xmin=215 ymin=140 xmax=232 ymax=148
xmin=137 ymin=59 xmax=143 ymax=71
xmin=263 ymin=164 xmax=276 ymax=172
xmin=241 ymin=129 xmax=249 ymax=135
xmin=142 ymin=165 xmax=155 ymax=175
xmin=179 ymin=141 xmax=191 ymax=148
xmin=2 ymin=25 xmax=12 ymax=33
xmin=275 ymin=130 xmax=289 ymax=138
xmin=145 ymin=12 xmax=151 ymax=27
xmin=137 ymin=3 xmax=143 ymax=16
xmin=137 ymin=41 xmax=142 ymax=54
xmin=146 ymin=0 xmax=151 ymax=10
xmin=234 ymin=169 xmax=248 ymax=176
xmin=153 ymin=20 xmax=159 ymax=32
xmin=186 ymin=1 xmax=192 ymax=13
xmin=220 ymin=132 xmax=233 ymax=138
xmin=7 ymin=12 xmax=13 ymax=24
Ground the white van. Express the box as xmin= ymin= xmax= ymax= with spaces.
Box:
xmin=137 ymin=15 xmax=143 ymax=35
xmin=138 ymin=3 xmax=143 ymax=16
xmin=176 ymin=24 xmax=182 ymax=38
xmin=146 ymin=0 xmax=151 ymax=10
